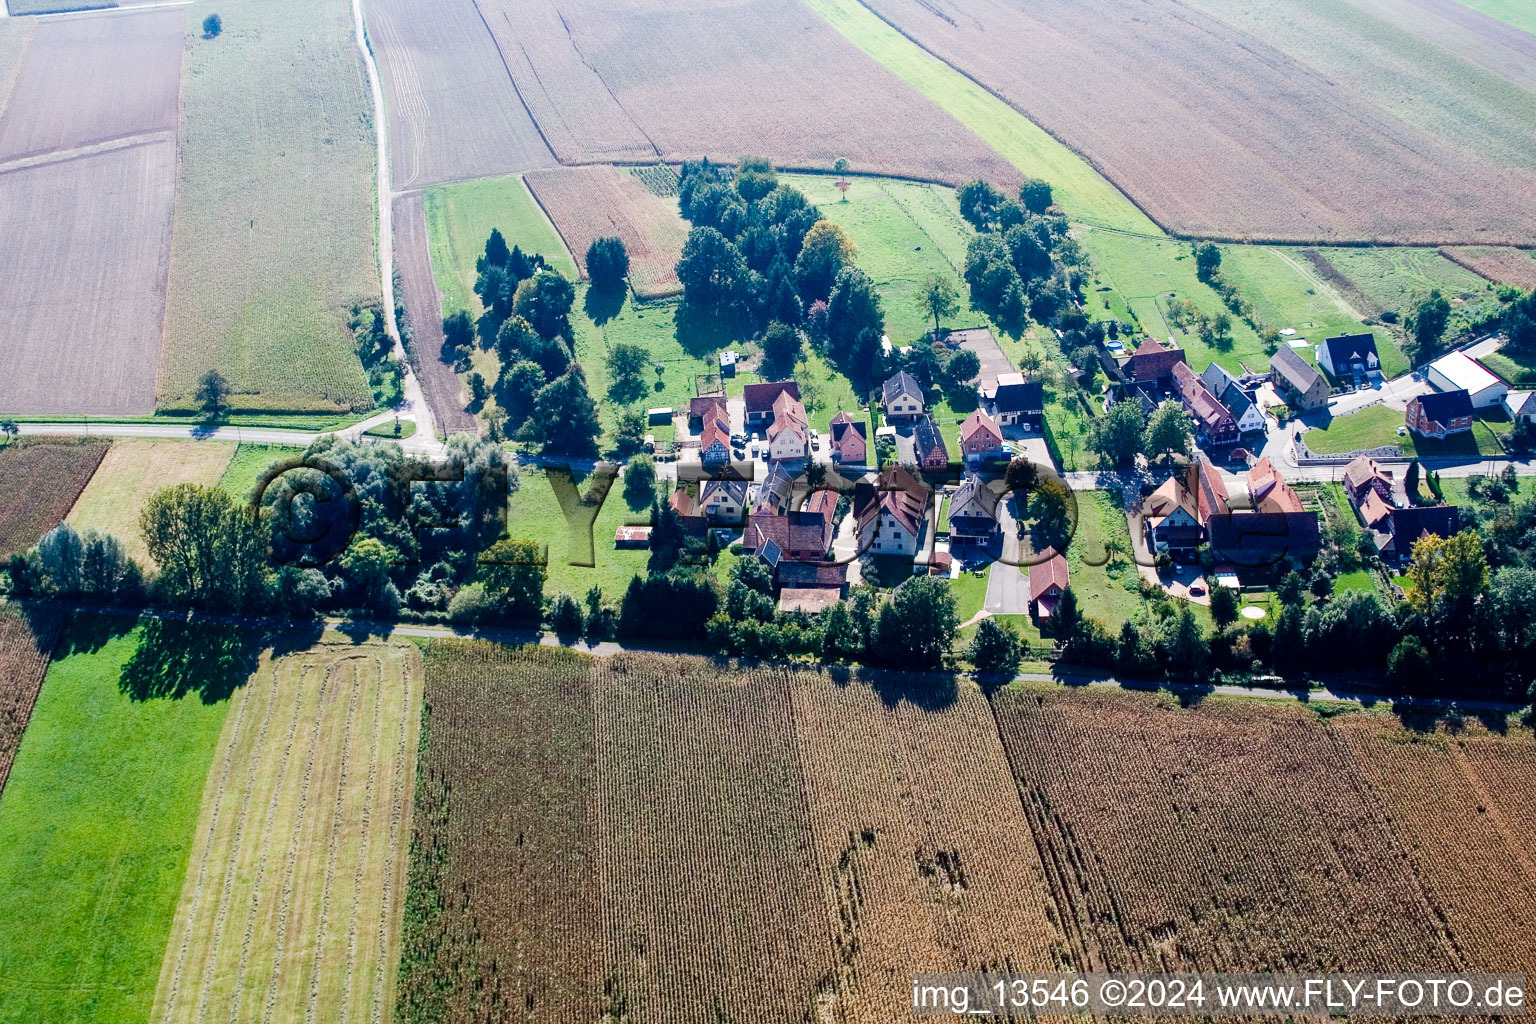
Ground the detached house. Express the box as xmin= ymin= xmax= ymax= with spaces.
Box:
xmin=882 ymin=371 xmax=924 ymax=422
xmin=990 ymin=372 xmax=1044 ymax=432
xmin=1342 ymin=455 xmax=1394 ymax=504
xmin=1172 ymin=361 xmax=1240 ymax=447
xmin=828 ymin=411 xmax=868 ymax=468
xmin=959 ymin=409 xmax=1004 ymax=465
xmin=743 ymin=380 xmax=800 ymax=433
xmin=911 ymin=415 xmax=950 ymax=472
xmin=948 ymin=474 xmax=1001 ymax=547
xmin=766 ymin=390 xmax=810 ymax=461
xmin=855 ymin=465 xmax=930 ymax=558
xmin=1144 ymin=475 xmax=1201 ymax=557
xmin=1406 ymin=389 xmax=1474 ymax=440
xmin=1269 ymin=347 xmax=1329 ymax=412
xmin=698 ymin=402 xmax=733 ymax=466
xmin=1317 ymin=333 xmax=1381 ymax=381
xmin=698 ymin=478 xmax=747 ymax=525
xmin=1028 ymin=551 xmax=1070 ymax=622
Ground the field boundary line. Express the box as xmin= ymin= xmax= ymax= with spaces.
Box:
xmin=0 ymin=129 xmax=173 ymax=176
xmin=465 ymin=0 xmax=560 ymax=169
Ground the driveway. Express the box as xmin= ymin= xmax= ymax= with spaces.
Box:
xmin=1326 ymin=373 xmax=1429 ymax=417
xmin=983 ymin=498 xmax=1029 ymax=614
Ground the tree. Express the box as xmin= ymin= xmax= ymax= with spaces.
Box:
xmin=0 ymin=420 xmax=18 ymax=442
xmin=969 ymin=617 xmax=1023 ymax=678
xmin=606 ymin=342 xmax=650 ymax=404
xmin=613 ymin=407 xmax=648 ymax=457
xmin=494 ymin=314 xmax=537 ymax=364
xmin=1210 ymin=584 xmax=1239 ymax=629
xmin=957 ymin=179 xmax=1002 ymax=230
xmin=1386 ymin=635 xmax=1433 ymax=689
xmin=917 ymin=272 xmax=959 ymax=340
xmin=623 ymin=454 xmax=657 ymax=508
xmin=1004 ymin=457 xmax=1038 ymax=494
xmin=822 ymin=600 xmax=864 ymax=660
xmin=1018 ymin=177 xmax=1053 ymax=215
xmin=196 ymin=370 xmax=231 ymax=419
xmin=1406 ymin=529 xmax=1487 ymax=618
xmin=826 ymin=266 xmax=884 ymax=385
xmin=794 ymin=220 xmax=857 ymax=303
xmin=524 ymin=366 xmax=601 ymax=456
xmin=677 ymin=226 xmax=747 ymax=309
xmin=648 ymin=501 xmax=688 ymax=574
xmin=1277 ymin=569 xmax=1305 ymax=607
xmin=479 ymin=539 xmax=545 ymax=622
xmin=443 ymin=309 xmax=475 ymax=365
xmin=735 ymin=157 xmax=778 ymax=203
xmin=1504 ymin=290 xmax=1536 ymax=356
xmin=1193 ymin=242 xmax=1222 ymax=283
xmin=202 ymin=12 xmax=222 ymax=37
xmin=495 ymin=358 xmax=546 ymax=429
xmin=550 ymin=592 xmax=585 ymax=636
xmin=1166 ymin=608 xmax=1208 ymax=674
xmin=752 ymin=321 xmax=799 ymax=376
xmin=585 ymin=237 xmax=629 ymax=290
xmin=141 ymin=484 xmax=270 ymax=609
xmin=1405 ymin=459 xmax=1421 ymax=503
xmin=1412 ymin=290 xmax=1452 ymax=358
xmin=943 ymin=348 xmax=981 ymax=392
xmin=880 ymin=576 xmax=958 ymax=668
xmin=832 ymin=158 xmax=851 ymax=201
xmin=1143 ymin=402 xmax=1193 ymax=463
xmin=514 ymin=270 xmax=575 ymax=340
xmin=1090 ymin=399 xmax=1144 ymax=468
xmin=339 ymin=537 xmax=399 ymax=612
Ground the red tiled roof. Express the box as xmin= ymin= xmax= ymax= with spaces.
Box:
xmin=1172 ymin=362 xmax=1237 ymax=434
xmin=960 ymin=408 xmax=1002 ymax=445
xmin=743 ymin=380 xmax=799 ymax=415
xmin=829 ymin=411 xmax=867 ymax=462
xmin=1190 ymin=458 xmax=1230 ymax=524
xmin=1029 ymin=550 xmax=1070 ymax=595
xmin=855 ymin=464 xmax=928 ymax=538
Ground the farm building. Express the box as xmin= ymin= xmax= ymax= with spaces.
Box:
xmin=1268 ymin=347 xmax=1330 ymax=412
xmin=828 ymin=411 xmax=867 ymax=468
xmin=959 ymin=409 xmax=1004 ymax=465
xmin=1317 ymin=333 xmax=1381 ymax=381
xmin=1124 ymin=337 xmax=1185 ymax=386
xmin=989 ymin=373 xmax=1044 ymax=432
xmin=1407 ymin=389 xmax=1475 ymax=439
xmin=1172 ymin=362 xmax=1240 ymax=447
xmin=1342 ymin=455 xmax=1394 ymax=504
xmin=1505 ymin=391 xmax=1536 ymax=424
xmin=1380 ymin=506 xmax=1462 ymax=561
xmin=614 ymin=526 xmax=651 ymax=549
xmin=1426 ymin=351 xmax=1507 ymax=409
xmin=1206 ymin=458 xmax=1320 ymax=565
xmin=1028 ymin=551 xmax=1070 ymax=621
xmin=882 ymin=371 xmax=924 ymax=422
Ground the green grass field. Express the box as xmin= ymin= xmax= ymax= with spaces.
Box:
xmin=801 ymin=0 xmax=1158 ymax=234
xmin=1305 ymin=404 xmax=1506 ymax=458
xmin=785 ymin=174 xmax=973 ymax=345
xmin=505 ymin=467 xmax=652 ymax=601
xmin=949 ymin=565 xmax=990 ymax=622
xmin=1217 ymin=245 xmax=1409 ymax=377
xmin=67 ymin=440 xmax=236 ymax=566
xmin=1078 ymin=228 xmax=1268 ymax=375
xmin=0 ymin=621 xmax=233 ymax=1024
xmin=1062 ymin=489 xmax=1144 ymax=630
xmin=217 ymin=443 xmax=305 ymax=504
xmin=1452 ymin=0 xmax=1536 ymax=34
xmin=159 ymin=0 xmax=376 ymax=414
xmin=1481 ymin=347 xmax=1536 ymax=387
xmin=1313 ymin=247 xmax=1497 ymax=322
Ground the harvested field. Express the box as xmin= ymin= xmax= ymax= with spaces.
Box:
xmin=475 ymin=0 xmax=1019 ymax=187
xmin=366 ymin=0 xmax=555 ymax=188
xmin=0 ymin=607 xmax=62 ymax=800
xmin=393 ymin=193 xmax=478 ymax=437
xmin=158 ymin=0 xmax=376 ymax=413
xmin=1441 ymin=246 xmax=1536 ymax=291
xmin=856 ymin=0 xmax=1536 ymax=243
xmin=67 ymin=440 xmax=237 ymax=567
xmin=0 ymin=7 xmax=184 ymax=163
xmin=151 ymin=639 xmax=422 ymax=1024
xmin=401 ymin=645 xmax=1061 ymax=1022
xmin=0 ymin=20 xmax=33 ymax=120
xmin=991 ymin=687 xmax=1534 ymax=976
xmin=0 ymin=140 xmax=176 ymax=415
xmin=525 ymin=164 xmax=689 ymax=298
xmin=0 ymin=438 xmax=109 ymax=557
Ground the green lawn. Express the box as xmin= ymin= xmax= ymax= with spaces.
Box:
xmin=949 ymin=565 xmax=990 ymax=622
xmin=1446 ymin=0 xmax=1536 ymax=37
xmin=505 ymin=467 xmax=653 ymax=601
xmin=1305 ymin=404 xmax=1505 ymax=458
xmin=1481 ymin=347 xmax=1536 ymax=388
xmin=785 ymin=174 xmax=974 ymax=345
xmin=159 ymin=0 xmax=376 ymax=413
xmin=1334 ymin=569 xmax=1377 ymax=595
xmin=1076 ymin=227 xmax=1268 ymax=375
xmin=1060 ymin=489 xmax=1142 ymax=629
xmin=800 ymin=0 xmax=1158 ymax=234
xmin=1311 ymin=247 xmax=1498 ymax=326
xmin=0 ymin=622 xmax=234 ymax=1024
xmin=218 ymin=443 xmax=305 ymax=504
xmin=1217 ymin=245 xmax=1408 ymax=377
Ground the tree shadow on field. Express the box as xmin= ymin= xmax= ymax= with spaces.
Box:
xmin=119 ymin=618 xmax=261 ymax=704
xmin=51 ymin=609 xmax=138 ymax=658
xmin=583 ymin=283 xmax=626 ymax=327
xmin=674 ymin=302 xmax=740 ymax=361
xmin=858 ymin=665 xmax=959 ymax=710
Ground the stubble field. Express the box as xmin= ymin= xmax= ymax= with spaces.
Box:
xmin=525 ymin=164 xmax=690 ymax=298
xmin=0 ymin=608 xmax=62 ymax=800
xmin=366 ymin=0 xmax=556 ymax=189
xmin=150 ymin=639 xmax=422 ymax=1024
xmin=472 ymin=0 xmax=1019 ymax=186
xmin=67 ymin=440 xmax=237 ymax=566
xmin=399 ymin=649 xmax=1536 ymax=1023
xmin=158 ymin=0 xmax=376 ymax=413
xmin=0 ymin=439 xmax=110 ymax=557
xmin=854 ymin=0 xmax=1536 ymax=244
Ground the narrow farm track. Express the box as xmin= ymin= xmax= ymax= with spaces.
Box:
xmin=348 ymin=0 xmax=442 ymax=456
